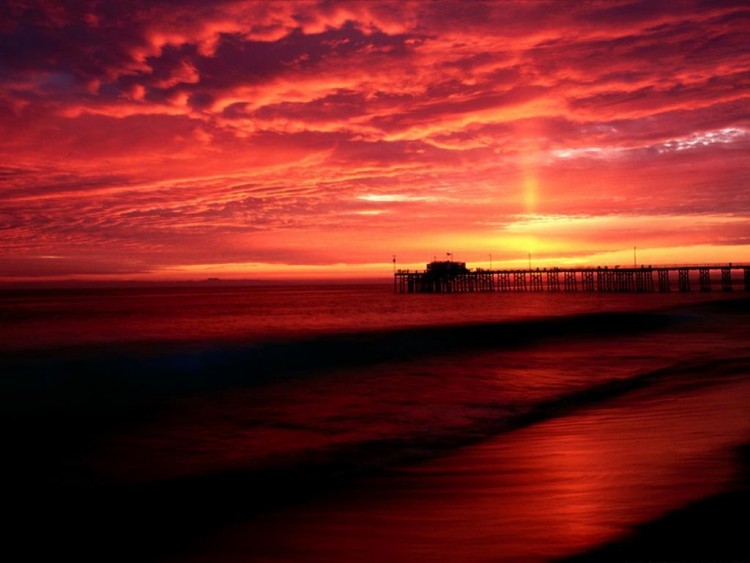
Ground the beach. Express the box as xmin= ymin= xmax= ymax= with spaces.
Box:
xmin=1 ymin=285 xmax=748 ymax=561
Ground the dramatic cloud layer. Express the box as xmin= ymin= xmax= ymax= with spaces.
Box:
xmin=1 ymin=0 xmax=749 ymax=279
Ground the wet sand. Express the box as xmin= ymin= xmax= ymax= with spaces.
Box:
xmin=176 ymin=365 xmax=750 ymax=562
xmin=4 ymin=292 xmax=749 ymax=562
xmin=562 ymin=468 xmax=749 ymax=562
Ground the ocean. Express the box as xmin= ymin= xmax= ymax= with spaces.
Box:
xmin=1 ymin=284 xmax=749 ymax=561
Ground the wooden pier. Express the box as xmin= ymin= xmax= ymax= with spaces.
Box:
xmin=394 ymin=261 xmax=750 ymax=294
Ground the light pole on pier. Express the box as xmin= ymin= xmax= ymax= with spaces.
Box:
xmin=633 ymin=246 xmax=637 ymax=267
xmin=392 ymin=255 xmax=396 ymax=273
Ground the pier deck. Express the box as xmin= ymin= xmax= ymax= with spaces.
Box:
xmin=394 ymin=263 xmax=750 ymax=294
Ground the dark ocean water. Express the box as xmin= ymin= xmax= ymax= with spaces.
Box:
xmin=1 ymin=284 xmax=749 ymax=561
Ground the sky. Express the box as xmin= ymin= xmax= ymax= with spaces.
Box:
xmin=1 ymin=0 xmax=749 ymax=281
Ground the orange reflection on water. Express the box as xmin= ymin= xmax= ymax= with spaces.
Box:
xmin=182 ymin=375 xmax=750 ymax=562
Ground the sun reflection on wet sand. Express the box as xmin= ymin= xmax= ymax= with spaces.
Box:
xmin=181 ymin=375 xmax=750 ymax=562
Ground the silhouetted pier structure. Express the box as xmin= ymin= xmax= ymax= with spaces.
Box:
xmin=394 ymin=261 xmax=750 ymax=294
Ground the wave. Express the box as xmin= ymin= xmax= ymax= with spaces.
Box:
xmin=4 ymin=296 xmax=748 ymax=560
xmin=1 ymin=308 xmax=685 ymax=416
xmin=8 ymin=354 xmax=750 ymax=561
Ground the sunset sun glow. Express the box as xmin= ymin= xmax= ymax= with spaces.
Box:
xmin=2 ymin=0 xmax=748 ymax=281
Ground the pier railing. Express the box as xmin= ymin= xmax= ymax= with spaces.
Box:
xmin=394 ymin=264 xmax=750 ymax=294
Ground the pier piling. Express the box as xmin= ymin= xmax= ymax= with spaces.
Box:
xmin=678 ymin=269 xmax=691 ymax=292
xmin=658 ymin=270 xmax=671 ymax=292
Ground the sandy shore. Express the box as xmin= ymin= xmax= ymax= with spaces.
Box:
xmin=562 ymin=445 xmax=749 ymax=562
xmin=173 ymin=373 xmax=750 ymax=562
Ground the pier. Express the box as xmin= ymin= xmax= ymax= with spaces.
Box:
xmin=394 ymin=261 xmax=750 ymax=294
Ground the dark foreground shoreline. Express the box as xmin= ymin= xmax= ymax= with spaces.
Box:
xmin=561 ymin=443 xmax=750 ymax=563
xmin=3 ymin=294 xmax=749 ymax=561
xmin=11 ymin=444 xmax=749 ymax=562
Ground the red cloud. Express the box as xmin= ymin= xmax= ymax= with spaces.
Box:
xmin=1 ymin=1 xmax=749 ymax=279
